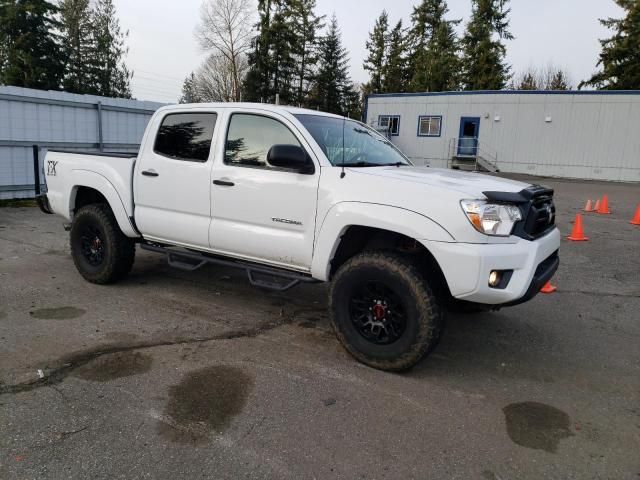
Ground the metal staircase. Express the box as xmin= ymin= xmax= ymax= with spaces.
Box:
xmin=448 ymin=138 xmax=500 ymax=173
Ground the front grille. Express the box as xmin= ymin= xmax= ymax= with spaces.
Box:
xmin=483 ymin=184 xmax=557 ymax=240
xmin=523 ymin=193 xmax=556 ymax=238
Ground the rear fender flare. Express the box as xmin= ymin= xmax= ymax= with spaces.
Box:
xmin=69 ymin=170 xmax=139 ymax=238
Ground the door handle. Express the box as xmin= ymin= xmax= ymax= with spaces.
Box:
xmin=142 ymin=170 xmax=159 ymax=177
xmin=213 ymin=179 xmax=235 ymax=187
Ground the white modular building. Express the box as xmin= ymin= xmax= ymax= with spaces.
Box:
xmin=364 ymin=90 xmax=640 ymax=182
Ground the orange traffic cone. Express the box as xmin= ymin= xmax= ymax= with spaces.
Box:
xmin=594 ymin=198 xmax=601 ymax=211
xmin=567 ymin=213 xmax=589 ymax=241
xmin=631 ymin=204 xmax=640 ymax=226
xmin=597 ymin=194 xmax=611 ymax=214
xmin=540 ymin=281 xmax=557 ymax=294
xmin=584 ymin=199 xmax=594 ymax=212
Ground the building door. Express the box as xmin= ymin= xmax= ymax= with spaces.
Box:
xmin=457 ymin=117 xmax=481 ymax=156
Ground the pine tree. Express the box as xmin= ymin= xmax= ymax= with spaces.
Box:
xmin=244 ymin=0 xmax=273 ymax=102
xmin=382 ymin=20 xmax=408 ymax=93
xmin=179 ymin=73 xmax=203 ymax=103
xmin=91 ymin=0 xmax=131 ymax=98
xmin=59 ymin=0 xmax=94 ymax=94
xmin=517 ymin=72 xmax=538 ymax=90
xmin=363 ymin=10 xmax=388 ymax=94
xmin=0 ymin=0 xmax=64 ymax=90
xmin=309 ymin=14 xmax=357 ymax=116
xmin=290 ymin=0 xmax=323 ymax=106
xmin=581 ymin=0 xmax=640 ymax=90
xmin=549 ymin=70 xmax=570 ymax=90
xmin=461 ymin=0 xmax=513 ymax=90
xmin=408 ymin=0 xmax=461 ymax=92
xmin=243 ymin=0 xmax=297 ymax=104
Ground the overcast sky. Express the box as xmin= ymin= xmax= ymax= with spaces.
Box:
xmin=112 ymin=0 xmax=624 ymax=104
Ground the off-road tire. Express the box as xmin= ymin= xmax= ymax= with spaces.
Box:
xmin=329 ymin=251 xmax=445 ymax=371
xmin=70 ymin=204 xmax=135 ymax=284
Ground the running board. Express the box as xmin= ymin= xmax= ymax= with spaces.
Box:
xmin=140 ymin=243 xmax=318 ymax=291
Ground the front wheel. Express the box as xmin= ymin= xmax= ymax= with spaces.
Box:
xmin=70 ymin=204 xmax=135 ymax=284
xmin=329 ymin=252 xmax=444 ymax=371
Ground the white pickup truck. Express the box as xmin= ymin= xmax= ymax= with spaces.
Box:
xmin=37 ymin=103 xmax=560 ymax=371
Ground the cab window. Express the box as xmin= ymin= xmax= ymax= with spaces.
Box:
xmin=154 ymin=113 xmax=217 ymax=162
xmin=225 ymin=114 xmax=303 ymax=168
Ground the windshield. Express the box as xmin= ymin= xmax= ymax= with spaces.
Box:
xmin=294 ymin=114 xmax=412 ymax=167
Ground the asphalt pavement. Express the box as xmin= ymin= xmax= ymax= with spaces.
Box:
xmin=1 ymin=175 xmax=639 ymax=479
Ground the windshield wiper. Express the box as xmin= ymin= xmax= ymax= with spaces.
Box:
xmin=379 ymin=162 xmax=407 ymax=167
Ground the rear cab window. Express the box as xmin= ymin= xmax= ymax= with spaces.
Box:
xmin=154 ymin=113 xmax=218 ymax=162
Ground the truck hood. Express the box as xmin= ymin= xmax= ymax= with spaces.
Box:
xmin=350 ymin=166 xmax=529 ymax=198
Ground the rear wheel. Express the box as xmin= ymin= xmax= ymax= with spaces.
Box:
xmin=329 ymin=251 xmax=444 ymax=371
xmin=70 ymin=204 xmax=135 ymax=284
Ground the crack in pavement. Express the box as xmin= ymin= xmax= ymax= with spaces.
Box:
xmin=560 ymin=289 xmax=640 ymax=299
xmin=0 ymin=319 xmax=293 ymax=397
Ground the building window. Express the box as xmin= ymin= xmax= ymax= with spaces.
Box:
xmin=154 ymin=113 xmax=217 ymax=162
xmin=418 ymin=115 xmax=442 ymax=137
xmin=378 ymin=115 xmax=400 ymax=136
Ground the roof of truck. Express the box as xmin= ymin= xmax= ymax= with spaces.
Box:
xmin=157 ymin=102 xmax=346 ymax=120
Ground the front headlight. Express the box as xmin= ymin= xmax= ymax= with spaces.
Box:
xmin=461 ymin=200 xmax=522 ymax=236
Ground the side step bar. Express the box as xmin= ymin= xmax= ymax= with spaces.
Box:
xmin=140 ymin=243 xmax=319 ymax=292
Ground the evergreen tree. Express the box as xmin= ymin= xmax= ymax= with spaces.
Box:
xmin=91 ymin=0 xmax=131 ymax=98
xmin=244 ymin=0 xmax=273 ymax=102
xmin=290 ymin=0 xmax=323 ymax=106
xmin=243 ymin=0 xmax=297 ymax=104
xmin=549 ymin=70 xmax=570 ymax=90
xmin=581 ymin=0 xmax=640 ymax=90
xmin=179 ymin=72 xmax=203 ymax=103
xmin=461 ymin=0 xmax=513 ymax=90
xmin=517 ymin=71 xmax=538 ymax=90
xmin=309 ymin=14 xmax=357 ymax=116
xmin=382 ymin=20 xmax=408 ymax=93
xmin=0 ymin=0 xmax=64 ymax=90
xmin=59 ymin=0 xmax=94 ymax=94
xmin=408 ymin=0 xmax=461 ymax=92
xmin=363 ymin=10 xmax=388 ymax=94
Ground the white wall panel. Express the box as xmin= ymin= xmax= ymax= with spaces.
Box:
xmin=366 ymin=92 xmax=640 ymax=182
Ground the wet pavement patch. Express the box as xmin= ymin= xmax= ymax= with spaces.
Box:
xmin=29 ymin=306 xmax=86 ymax=320
xmin=159 ymin=365 xmax=254 ymax=444
xmin=503 ymin=401 xmax=574 ymax=453
xmin=0 ymin=309 xmax=6 ymax=319
xmin=72 ymin=351 xmax=153 ymax=382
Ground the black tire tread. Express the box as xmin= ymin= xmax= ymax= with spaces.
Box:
xmin=329 ymin=251 xmax=445 ymax=371
xmin=70 ymin=203 xmax=135 ymax=284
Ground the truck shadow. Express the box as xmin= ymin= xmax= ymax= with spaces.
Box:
xmin=409 ymin=307 xmax=556 ymax=384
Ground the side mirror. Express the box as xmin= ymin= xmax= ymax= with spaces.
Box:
xmin=267 ymin=145 xmax=314 ymax=174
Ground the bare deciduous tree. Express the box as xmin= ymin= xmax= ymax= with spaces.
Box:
xmin=196 ymin=0 xmax=254 ymax=101
xmin=197 ymin=54 xmax=248 ymax=102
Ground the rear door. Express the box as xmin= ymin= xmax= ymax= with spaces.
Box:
xmin=209 ymin=110 xmax=320 ymax=271
xmin=134 ymin=111 xmax=218 ymax=248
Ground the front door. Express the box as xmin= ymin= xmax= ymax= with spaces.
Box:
xmin=209 ymin=111 xmax=320 ymax=271
xmin=457 ymin=117 xmax=481 ymax=156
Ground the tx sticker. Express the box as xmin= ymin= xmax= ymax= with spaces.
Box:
xmin=47 ymin=160 xmax=58 ymax=176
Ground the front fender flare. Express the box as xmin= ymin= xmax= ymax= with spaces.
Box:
xmin=311 ymin=202 xmax=454 ymax=281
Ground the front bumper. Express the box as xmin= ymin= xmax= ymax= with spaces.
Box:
xmin=424 ymin=227 xmax=561 ymax=305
